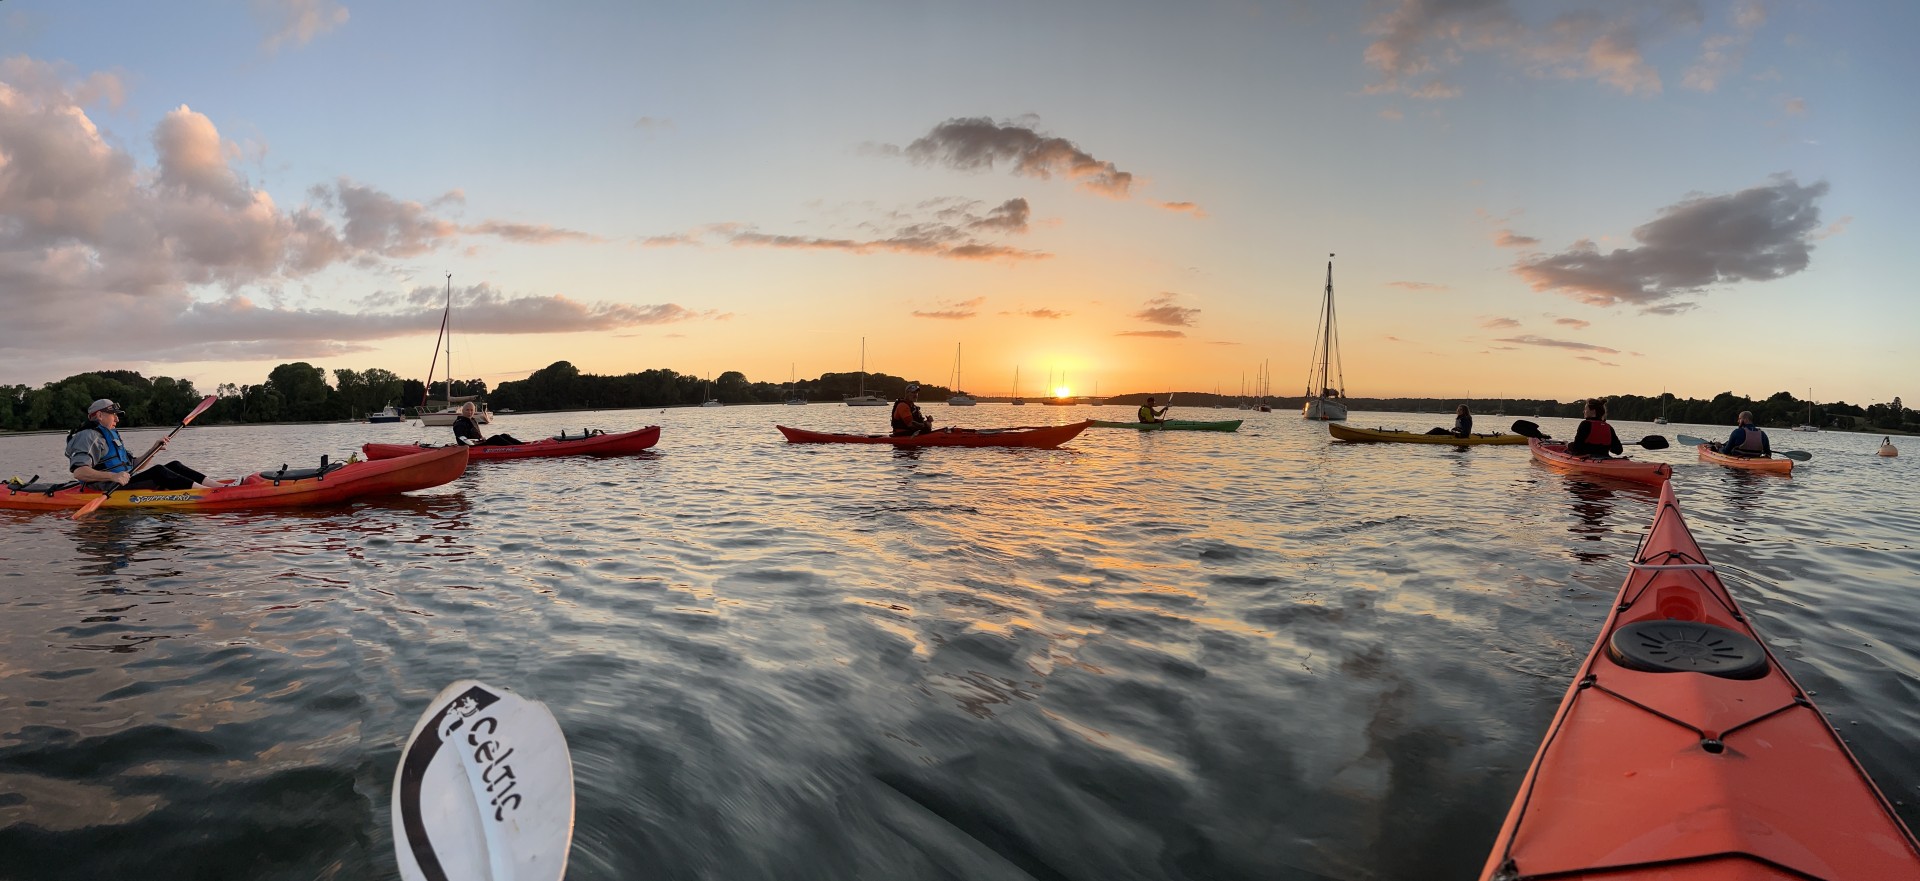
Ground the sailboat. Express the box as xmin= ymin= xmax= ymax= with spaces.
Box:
xmin=701 ymin=375 xmax=723 ymax=407
xmin=1301 ymin=254 xmax=1349 ymax=421
xmin=1010 ymin=367 xmax=1025 ymax=405
xmin=1795 ymin=388 xmax=1819 ymax=431
xmin=1653 ymin=388 xmax=1668 ymax=424
xmin=947 ymin=344 xmax=977 ymax=406
xmin=845 ymin=337 xmax=886 ymax=406
xmin=420 ymin=273 xmax=492 ymax=427
xmin=785 ymin=364 xmax=807 ymax=405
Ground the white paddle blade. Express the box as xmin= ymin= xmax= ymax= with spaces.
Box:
xmin=394 ymin=680 xmax=574 ymax=881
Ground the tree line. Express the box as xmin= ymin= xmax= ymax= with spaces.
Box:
xmin=3 ymin=363 xmax=1912 ymax=433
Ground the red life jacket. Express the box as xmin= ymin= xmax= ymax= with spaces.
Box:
xmin=1583 ymin=419 xmax=1616 ymax=448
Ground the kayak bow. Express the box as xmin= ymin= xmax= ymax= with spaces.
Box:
xmin=1482 ymin=482 xmax=1920 ymax=880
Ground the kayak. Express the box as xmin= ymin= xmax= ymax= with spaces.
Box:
xmin=1698 ymin=443 xmax=1794 ymax=474
xmin=1528 ymin=438 xmax=1671 ymax=486
xmin=777 ymin=421 xmax=1089 ymax=448
xmin=363 ymin=425 xmax=661 ymax=461
xmin=0 ymin=446 xmax=467 ymax=513
xmin=1481 ymin=482 xmax=1920 ymax=880
xmin=1089 ymin=419 xmax=1242 ymax=432
xmin=1329 ymin=423 xmax=1524 ymax=445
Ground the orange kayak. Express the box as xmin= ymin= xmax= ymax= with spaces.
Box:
xmin=0 ymin=446 xmax=467 ymax=513
xmin=1528 ymin=438 xmax=1671 ymax=486
xmin=777 ymin=421 xmax=1089 ymax=448
xmin=1698 ymin=443 xmax=1794 ymax=474
xmin=363 ymin=425 xmax=661 ymax=461
xmin=1481 ymin=482 xmax=1920 ymax=880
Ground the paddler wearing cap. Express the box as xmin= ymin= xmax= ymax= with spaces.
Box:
xmin=890 ymin=383 xmax=934 ymax=437
xmin=67 ymin=399 xmax=209 ymax=491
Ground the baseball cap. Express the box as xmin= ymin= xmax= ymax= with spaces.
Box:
xmin=904 ymin=382 xmax=921 ymax=392
xmin=87 ymin=399 xmax=123 ymax=416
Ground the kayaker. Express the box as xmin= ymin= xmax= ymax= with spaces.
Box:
xmin=891 ymin=383 xmax=934 ymax=436
xmin=452 ymin=403 xmax=525 ymax=446
xmin=67 ymin=399 xmax=209 ymax=491
xmin=1138 ymin=396 xmax=1170 ymax=424
xmin=1566 ymin=398 xmax=1623 ymax=458
xmin=1427 ymin=404 xmax=1472 ymax=437
xmin=1713 ymin=411 xmax=1771 ymax=458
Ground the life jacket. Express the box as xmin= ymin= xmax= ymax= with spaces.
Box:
xmin=1582 ymin=419 xmax=1616 ymax=449
xmin=1733 ymin=425 xmax=1767 ymax=454
xmin=67 ymin=421 xmax=133 ymax=473
xmin=891 ymin=400 xmax=917 ymax=430
xmin=1139 ymin=404 xmax=1156 ymax=423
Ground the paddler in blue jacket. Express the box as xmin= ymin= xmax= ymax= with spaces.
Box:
xmin=66 ymin=399 xmax=208 ymax=491
xmin=1714 ymin=411 xmax=1771 ymax=458
xmin=1566 ymin=398 xmax=1623 ymax=458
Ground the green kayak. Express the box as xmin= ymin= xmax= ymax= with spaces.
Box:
xmin=1089 ymin=419 xmax=1242 ymax=432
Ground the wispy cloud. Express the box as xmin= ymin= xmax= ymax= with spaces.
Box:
xmin=254 ymin=0 xmax=349 ymax=52
xmin=1498 ymin=335 xmax=1620 ymax=354
xmin=1482 ymin=317 xmax=1522 ymax=329
xmin=1494 ymin=228 xmax=1541 ymax=248
xmin=1001 ymin=307 xmax=1068 ymax=319
xmin=647 ymin=198 xmax=1044 ymax=262
xmin=1134 ymin=293 xmax=1200 ymax=327
xmin=1389 ymin=280 xmax=1449 ymax=292
xmin=1514 ymin=175 xmax=1828 ymax=311
xmin=912 ymin=297 xmax=986 ymax=320
xmin=1154 ymin=201 xmax=1208 ymax=218
xmin=1118 ymin=330 xmax=1185 ymax=339
xmin=1576 ymin=355 xmax=1622 ymax=367
xmin=1554 ymin=317 xmax=1591 ymax=329
xmin=634 ymin=116 xmax=675 ymax=132
xmin=1682 ymin=0 xmax=1766 ymax=92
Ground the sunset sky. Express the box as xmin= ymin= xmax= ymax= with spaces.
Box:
xmin=2 ymin=1 xmax=1913 ymax=405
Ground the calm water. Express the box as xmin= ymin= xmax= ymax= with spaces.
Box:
xmin=2 ymin=407 xmax=1915 ymax=881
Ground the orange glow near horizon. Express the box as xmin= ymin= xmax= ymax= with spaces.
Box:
xmin=1054 ymin=385 xmax=1072 ymax=398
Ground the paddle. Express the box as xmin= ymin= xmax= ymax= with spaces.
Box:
xmin=1677 ymin=434 xmax=1813 ymax=462
xmin=393 ymin=680 xmax=574 ymax=881
xmin=1510 ymin=420 xmax=1670 ymax=450
xmin=72 ymin=395 xmax=218 ymax=520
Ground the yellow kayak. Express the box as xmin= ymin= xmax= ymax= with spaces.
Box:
xmin=1329 ymin=423 xmax=1525 ymax=445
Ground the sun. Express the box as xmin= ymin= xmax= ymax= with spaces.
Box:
xmin=1054 ymin=385 xmax=1071 ymax=398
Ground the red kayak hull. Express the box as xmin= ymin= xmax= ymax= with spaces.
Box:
xmin=1528 ymin=437 xmax=1671 ymax=486
xmin=1481 ymin=482 xmax=1920 ymax=880
xmin=362 ymin=426 xmax=661 ymax=461
xmin=777 ymin=421 xmax=1089 ymax=448
xmin=1698 ymin=443 xmax=1794 ymax=474
xmin=0 ymin=446 xmax=468 ymax=512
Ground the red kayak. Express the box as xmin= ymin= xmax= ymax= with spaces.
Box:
xmin=777 ymin=421 xmax=1089 ymax=448
xmin=1528 ymin=437 xmax=1671 ymax=486
xmin=362 ymin=426 xmax=660 ymax=461
xmin=1482 ymin=482 xmax=1920 ymax=880
xmin=0 ymin=446 xmax=468 ymax=513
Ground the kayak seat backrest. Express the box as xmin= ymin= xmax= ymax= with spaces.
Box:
xmin=6 ymin=479 xmax=81 ymax=495
xmin=257 ymin=461 xmax=350 ymax=482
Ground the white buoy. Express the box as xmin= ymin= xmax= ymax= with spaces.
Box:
xmin=1878 ymin=439 xmax=1898 ymax=457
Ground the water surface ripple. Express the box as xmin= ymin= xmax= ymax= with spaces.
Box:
xmin=2 ymin=409 xmax=1914 ymax=880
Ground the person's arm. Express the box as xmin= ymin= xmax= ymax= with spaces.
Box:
xmin=67 ymin=431 xmax=130 ymax=485
xmin=1608 ymin=427 xmax=1623 ymax=456
xmin=1571 ymin=421 xmax=1593 ymax=447
xmin=1761 ymin=431 xmax=1772 ymax=456
xmin=1726 ymin=427 xmax=1744 ymax=449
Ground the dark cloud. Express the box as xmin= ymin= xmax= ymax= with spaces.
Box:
xmin=1118 ymin=330 xmax=1185 ymax=339
xmin=1514 ymin=176 xmax=1827 ymax=311
xmin=899 ymin=117 xmax=1134 ymax=197
xmin=1134 ymin=293 xmax=1200 ymax=327
xmin=1497 ymin=335 xmax=1620 ymax=354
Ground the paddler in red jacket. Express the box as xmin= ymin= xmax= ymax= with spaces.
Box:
xmin=1566 ymin=397 xmax=1623 ymax=458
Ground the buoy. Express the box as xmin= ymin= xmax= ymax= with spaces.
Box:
xmin=1878 ymin=440 xmax=1898 ymax=457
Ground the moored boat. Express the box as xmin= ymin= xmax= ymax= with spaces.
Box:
xmin=1 ymin=446 xmax=468 ymax=513
xmin=1301 ymin=254 xmax=1350 ymax=421
xmin=1480 ymin=482 xmax=1920 ymax=880
xmin=1528 ymin=437 xmax=1671 ymax=486
xmin=1089 ymin=419 xmax=1242 ymax=432
xmin=777 ymin=421 xmax=1089 ymax=448
xmin=363 ymin=426 xmax=661 ymax=461
xmin=1329 ymin=423 xmax=1523 ymax=445
xmin=368 ymin=404 xmax=405 ymax=424
xmin=1697 ymin=443 xmax=1793 ymax=473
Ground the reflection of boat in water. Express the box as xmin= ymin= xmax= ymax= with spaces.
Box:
xmin=1302 ymin=254 xmax=1348 ymax=421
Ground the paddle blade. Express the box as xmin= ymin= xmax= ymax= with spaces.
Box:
xmin=394 ymin=680 xmax=574 ymax=881
xmin=1638 ymin=435 xmax=1670 ymax=450
xmin=1781 ymin=450 xmax=1813 ymax=461
xmin=183 ymin=395 xmax=218 ymax=425
xmin=1676 ymin=434 xmax=1711 ymax=447
xmin=69 ymin=493 xmax=107 ymax=521
xmin=1510 ymin=420 xmax=1545 ymax=439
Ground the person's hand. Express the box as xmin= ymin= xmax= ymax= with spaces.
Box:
xmin=154 ymin=435 xmax=170 ymax=448
xmin=112 ymin=471 xmax=130 ymax=486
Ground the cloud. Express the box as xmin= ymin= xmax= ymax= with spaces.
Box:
xmin=1002 ymin=307 xmax=1068 ymax=319
xmin=1514 ymin=175 xmax=1828 ymax=311
xmin=1117 ymin=330 xmax=1185 ymax=339
xmin=1389 ymin=280 xmax=1449 ymax=292
xmin=1364 ymin=1 xmax=1725 ymax=98
xmin=1154 ymin=201 xmax=1208 ymax=218
xmin=1497 ymin=335 xmax=1620 ymax=354
xmin=1575 ymin=355 xmax=1621 ymax=367
xmin=1494 ymin=228 xmax=1541 ymax=248
xmin=1682 ymin=0 xmax=1766 ymax=92
xmin=254 ymin=0 xmax=350 ymax=52
xmin=1134 ymin=293 xmax=1200 ymax=327
xmin=1554 ymin=317 xmax=1590 ymax=329
xmin=463 ymin=221 xmax=604 ymax=244
xmin=1782 ymin=96 xmax=1806 ymax=115
xmin=1481 ymin=317 xmax=1522 ymax=329
xmin=647 ymin=199 xmax=1045 ymax=262
xmin=634 ymin=116 xmax=675 ymax=132
xmin=912 ymin=297 xmax=985 ymax=320
xmin=893 ymin=117 xmax=1135 ymax=198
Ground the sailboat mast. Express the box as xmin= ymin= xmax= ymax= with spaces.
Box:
xmin=444 ymin=273 xmax=453 ymax=408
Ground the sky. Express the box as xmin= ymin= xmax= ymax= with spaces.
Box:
xmin=1 ymin=0 xmax=1914 ymax=405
